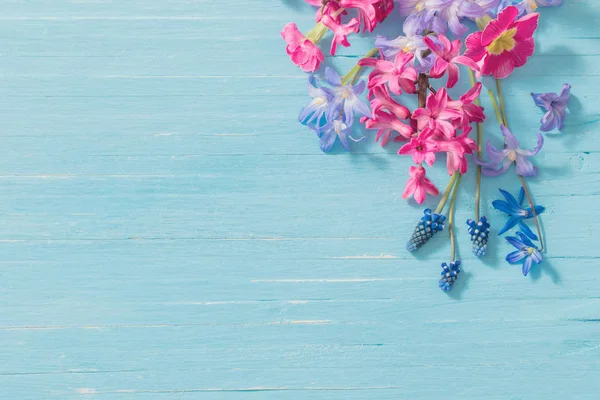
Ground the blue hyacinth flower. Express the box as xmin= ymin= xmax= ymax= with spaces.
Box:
xmin=466 ymin=216 xmax=490 ymax=257
xmin=439 ymin=260 xmax=461 ymax=292
xmin=406 ymin=209 xmax=446 ymax=252
xmin=493 ymin=187 xmax=545 ymax=237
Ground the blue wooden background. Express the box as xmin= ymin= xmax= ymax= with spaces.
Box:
xmin=1 ymin=1 xmax=599 ymax=398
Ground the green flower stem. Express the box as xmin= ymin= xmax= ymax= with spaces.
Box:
xmin=448 ymin=173 xmax=462 ymax=262
xmin=496 ymin=79 xmax=508 ymax=127
xmin=487 ymin=89 xmax=504 ymax=127
xmin=519 ymin=175 xmax=545 ymax=252
xmin=341 ymin=48 xmax=379 ymax=85
xmin=305 ymin=22 xmax=328 ymax=44
xmin=469 ymin=69 xmax=483 ymax=221
xmin=434 ymin=172 xmax=459 ymax=215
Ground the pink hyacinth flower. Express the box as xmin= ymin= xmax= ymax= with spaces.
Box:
xmin=338 ymin=0 xmax=394 ymax=32
xmin=281 ymin=22 xmax=325 ymax=73
xmin=464 ymin=6 xmax=539 ymax=79
xmin=361 ymin=107 xmax=413 ymax=146
xmin=403 ymin=165 xmax=439 ymax=205
xmin=359 ymin=51 xmax=418 ymax=95
xmin=320 ymin=14 xmax=360 ymax=55
xmin=437 ymin=129 xmax=478 ymax=175
xmin=423 ymin=34 xmax=480 ymax=89
xmin=398 ymin=127 xmax=439 ymax=166
xmin=447 ymin=82 xmax=486 ymax=129
xmin=412 ymin=88 xmax=462 ymax=139
xmin=305 ymin=0 xmax=322 ymax=5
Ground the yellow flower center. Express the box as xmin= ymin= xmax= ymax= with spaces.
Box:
xmin=507 ymin=150 xmax=517 ymax=162
xmin=528 ymin=0 xmax=538 ymax=10
xmin=486 ymin=28 xmax=518 ymax=55
xmin=527 ymin=247 xmax=536 ymax=255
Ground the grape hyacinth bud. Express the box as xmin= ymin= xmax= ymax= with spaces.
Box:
xmin=439 ymin=260 xmax=461 ymax=292
xmin=406 ymin=209 xmax=446 ymax=252
xmin=466 ymin=216 xmax=490 ymax=257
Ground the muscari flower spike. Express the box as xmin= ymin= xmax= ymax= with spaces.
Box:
xmin=439 ymin=260 xmax=461 ymax=292
xmin=466 ymin=216 xmax=491 ymax=257
xmin=406 ymin=209 xmax=446 ymax=252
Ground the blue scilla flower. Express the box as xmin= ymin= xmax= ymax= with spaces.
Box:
xmin=439 ymin=260 xmax=461 ymax=292
xmin=466 ymin=216 xmax=490 ymax=257
xmin=505 ymin=231 xmax=543 ymax=276
xmin=493 ymin=187 xmax=545 ymax=237
xmin=406 ymin=209 xmax=446 ymax=252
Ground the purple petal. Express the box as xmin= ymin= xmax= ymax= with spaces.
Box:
xmin=531 ymin=249 xmax=543 ymax=264
xmin=319 ymin=130 xmax=337 ymax=152
xmin=325 ymin=67 xmax=342 ymax=87
xmin=553 ymin=83 xmax=571 ymax=107
xmin=485 ymin=140 xmax=507 ymax=164
xmin=353 ymin=80 xmax=366 ymax=96
xmin=531 ymin=92 xmax=557 ymax=110
xmin=500 ymin=124 xmax=519 ymax=150
xmin=540 ymin=110 xmax=559 ymax=132
xmin=515 ymin=155 xmax=537 ymax=177
xmin=522 ymin=256 xmax=533 ymax=276
xmin=505 ymin=235 xmax=526 ymax=250
xmin=518 ymin=133 xmax=544 ymax=156
xmin=506 ymin=250 xmax=527 ymax=264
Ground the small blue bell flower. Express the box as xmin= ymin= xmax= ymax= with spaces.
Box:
xmin=439 ymin=260 xmax=461 ymax=292
xmin=466 ymin=216 xmax=491 ymax=257
xmin=406 ymin=209 xmax=446 ymax=252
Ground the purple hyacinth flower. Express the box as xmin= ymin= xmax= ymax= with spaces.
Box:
xmin=324 ymin=67 xmax=371 ymax=128
xmin=425 ymin=0 xmax=491 ymax=36
xmin=505 ymin=231 xmax=542 ymax=276
xmin=319 ymin=115 xmax=365 ymax=152
xmin=531 ymin=83 xmax=571 ymax=132
xmin=477 ymin=124 xmax=544 ymax=177
xmin=298 ymin=76 xmax=334 ymax=133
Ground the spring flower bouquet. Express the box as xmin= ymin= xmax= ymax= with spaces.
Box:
xmin=281 ymin=0 xmax=568 ymax=291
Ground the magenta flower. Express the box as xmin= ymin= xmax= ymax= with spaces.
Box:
xmin=359 ymin=52 xmax=418 ymax=95
xmin=412 ymin=88 xmax=462 ymax=139
xmin=338 ymin=0 xmax=395 ymax=32
xmin=361 ymin=107 xmax=413 ymax=146
xmin=399 ymin=127 xmax=439 ymax=166
xmin=403 ymin=165 xmax=439 ymax=205
xmin=464 ymin=6 xmax=539 ymax=79
xmin=477 ymin=125 xmax=544 ymax=177
xmin=423 ymin=34 xmax=479 ymax=88
xmin=447 ymin=82 xmax=486 ymax=128
xmin=437 ymin=129 xmax=478 ymax=174
xmin=320 ymin=14 xmax=360 ymax=56
xmin=531 ymin=83 xmax=571 ymax=132
xmin=281 ymin=23 xmax=324 ymax=72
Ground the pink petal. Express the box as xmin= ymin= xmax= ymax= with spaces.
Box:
xmin=514 ymin=13 xmax=539 ymax=41
xmin=430 ymin=57 xmax=448 ymax=79
xmin=464 ymin=32 xmax=486 ymax=62
xmin=423 ymin=36 xmax=443 ymax=57
xmin=482 ymin=6 xmax=519 ymax=46
xmin=424 ymin=152 xmax=436 ymax=166
xmin=446 ymin=63 xmax=459 ymax=88
xmin=510 ymin=38 xmax=535 ymax=68
xmin=414 ymin=185 xmax=426 ymax=204
xmin=402 ymin=177 xmax=416 ymax=199
xmin=482 ymin=53 xmax=515 ymax=79
xmin=453 ymin=55 xmax=480 ymax=71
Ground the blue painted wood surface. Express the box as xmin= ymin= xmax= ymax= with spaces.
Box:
xmin=1 ymin=1 xmax=599 ymax=398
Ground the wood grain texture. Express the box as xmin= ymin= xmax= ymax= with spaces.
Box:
xmin=1 ymin=0 xmax=599 ymax=398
